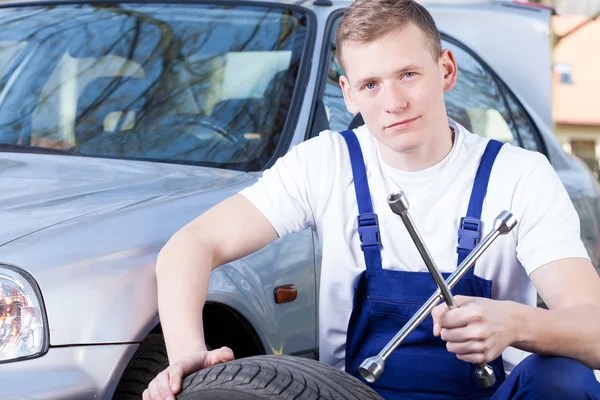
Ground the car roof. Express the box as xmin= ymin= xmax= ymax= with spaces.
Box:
xmin=0 ymin=0 xmax=550 ymax=28
xmin=0 ymin=0 xmax=537 ymax=10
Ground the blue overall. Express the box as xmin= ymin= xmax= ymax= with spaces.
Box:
xmin=340 ymin=129 xmax=600 ymax=399
xmin=341 ymin=130 xmax=506 ymax=400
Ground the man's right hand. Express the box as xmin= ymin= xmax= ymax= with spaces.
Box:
xmin=142 ymin=346 xmax=235 ymax=400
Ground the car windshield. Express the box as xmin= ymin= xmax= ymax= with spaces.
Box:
xmin=0 ymin=3 xmax=308 ymax=171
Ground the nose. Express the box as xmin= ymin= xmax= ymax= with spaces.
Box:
xmin=383 ymin=82 xmax=408 ymax=114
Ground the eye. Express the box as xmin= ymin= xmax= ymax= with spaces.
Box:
xmin=363 ymin=82 xmax=377 ymax=91
xmin=404 ymin=72 xmax=417 ymax=79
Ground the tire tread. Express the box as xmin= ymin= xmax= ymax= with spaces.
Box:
xmin=112 ymin=333 xmax=168 ymax=400
xmin=179 ymin=355 xmax=383 ymax=400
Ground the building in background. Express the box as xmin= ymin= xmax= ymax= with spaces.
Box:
xmin=534 ymin=0 xmax=600 ymax=16
xmin=552 ymin=14 xmax=600 ymax=176
xmin=531 ymin=0 xmax=600 ymax=177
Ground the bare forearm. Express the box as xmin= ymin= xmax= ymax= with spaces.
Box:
xmin=511 ymin=302 xmax=600 ymax=369
xmin=156 ymin=228 xmax=215 ymax=365
xmin=154 ymin=194 xmax=278 ymax=366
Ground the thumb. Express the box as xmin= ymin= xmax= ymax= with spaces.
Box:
xmin=453 ymin=295 xmax=474 ymax=307
xmin=207 ymin=346 xmax=235 ymax=366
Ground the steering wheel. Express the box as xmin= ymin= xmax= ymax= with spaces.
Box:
xmin=164 ymin=114 xmax=239 ymax=144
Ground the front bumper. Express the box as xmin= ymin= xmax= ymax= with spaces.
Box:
xmin=0 ymin=344 xmax=138 ymax=400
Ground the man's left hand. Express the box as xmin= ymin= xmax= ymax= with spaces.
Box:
xmin=431 ymin=295 xmax=519 ymax=364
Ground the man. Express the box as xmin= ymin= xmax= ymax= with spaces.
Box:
xmin=144 ymin=1 xmax=600 ymax=399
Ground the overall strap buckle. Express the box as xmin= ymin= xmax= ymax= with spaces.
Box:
xmin=357 ymin=213 xmax=381 ymax=251
xmin=457 ymin=216 xmax=481 ymax=253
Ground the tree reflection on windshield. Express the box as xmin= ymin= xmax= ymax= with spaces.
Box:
xmin=0 ymin=3 xmax=308 ymax=171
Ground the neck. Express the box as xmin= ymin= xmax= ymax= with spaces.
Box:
xmin=378 ymin=126 xmax=455 ymax=172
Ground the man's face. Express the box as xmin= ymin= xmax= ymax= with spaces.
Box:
xmin=339 ymin=23 xmax=457 ymax=155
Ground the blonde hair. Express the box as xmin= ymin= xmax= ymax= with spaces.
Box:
xmin=335 ymin=0 xmax=442 ymax=71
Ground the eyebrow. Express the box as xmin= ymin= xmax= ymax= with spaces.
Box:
xmin=354 ymin=64 xmax=422 ymax=88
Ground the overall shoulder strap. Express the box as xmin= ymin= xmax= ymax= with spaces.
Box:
xmin=340 ymin=130 xmax=382 ymax=271
xmin=457 ymin=139 xmax=504 ymax=268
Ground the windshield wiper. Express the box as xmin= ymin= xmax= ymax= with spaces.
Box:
xmin=0 ymin=143 xmax=80 ymax=156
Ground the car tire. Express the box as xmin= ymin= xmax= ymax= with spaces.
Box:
xmin=112 ymin=333 xmax=169 ymax=400
xmin=177 ymin=355 xmax=384 ymax=400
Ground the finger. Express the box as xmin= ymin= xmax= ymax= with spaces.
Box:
xmin=456 ymin=352 xmax=489 ymax=364
xmin=441 ymin=325 xmax=489 ymax=342
xmin=431 ymin=302 xmax=448 ymax=322
xmin=433 ymin=322 xmax=441 ymax=337
xmin=157 ymin=371 xmax=175 ymax=400
xmin=441 ymin=327 xmax=469 ymax=343
xmin=446 ymin=339 xmax=489 ymax=356
xmin=142 ymin=389 xmax=151 ymax=400
xmin=439 ymin=304 xmax=483 ymax=329
xmin=168 ymin=366 xmax=184 ymax=394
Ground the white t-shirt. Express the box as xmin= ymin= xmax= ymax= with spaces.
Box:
xmin=240 ymin=118 xmax=589 ymax=374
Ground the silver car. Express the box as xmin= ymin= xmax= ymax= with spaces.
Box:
xmin=0 ymin=0 xmax=598 ymax=398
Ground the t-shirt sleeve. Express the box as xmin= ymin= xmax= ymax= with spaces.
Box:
xmin=513 ymin=153 xmax=590 ymax=275
xmin=239 ymin=134 xmax=328 ymax=238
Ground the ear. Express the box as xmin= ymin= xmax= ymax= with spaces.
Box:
xmin=339 ymin=75 xmax=360 ymax=115
xmin=439 ymin=49 xmax=458 ymax=92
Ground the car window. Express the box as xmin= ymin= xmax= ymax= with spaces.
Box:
xmin=0 ymin=4 xmax=308 ymax=171
xmin=323 ymin=53 xmax=354 ymax=133
xmin=443 ymin=41 xmax=540 ymax=152
xmin=0 ymin=40 xmax=26 ymax=84
xmin=500 ymin=80 xmax=543 ymax=153
xmin=442 ymin=41 xmax=518 ymax=145
xmin=321 ymin=24 xmax=541 ymax=153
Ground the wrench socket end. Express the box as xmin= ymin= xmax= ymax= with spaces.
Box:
xmin=495 ymin=211 xmax=517 ymax=234
xmin=358 ymin=355 xmax=385 ymax=383
xmin=475 ymin=363 xmax=497 ymax=388
xmin=387 ymin=192 xmax=409 ymax=215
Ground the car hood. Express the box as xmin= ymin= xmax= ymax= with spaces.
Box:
xmin=0 ymin=152 xmax=247 ymax=247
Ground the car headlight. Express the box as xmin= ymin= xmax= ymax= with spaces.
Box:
xmin=0 ymin=265 xmax=48 ymax=362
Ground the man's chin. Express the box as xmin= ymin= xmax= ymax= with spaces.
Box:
xmin=388 ymin=140 xmax=421 ymax=154
xmin=374 ymin=133 xmax=422 ymax=154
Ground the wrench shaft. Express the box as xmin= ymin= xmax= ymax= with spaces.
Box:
xmin=399 ymin=212 xmax=457 ymax=309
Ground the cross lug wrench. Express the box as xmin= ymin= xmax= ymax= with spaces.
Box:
xmin=358 ymin=193 xmax=517 ymax=387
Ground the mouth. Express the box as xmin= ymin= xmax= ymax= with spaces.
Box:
xmin=385 ymin=116 xmax=420 ymax=130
